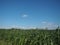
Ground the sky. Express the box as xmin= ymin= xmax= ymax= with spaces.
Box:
xmin=0 ymin=0 xmax=60 ymax=29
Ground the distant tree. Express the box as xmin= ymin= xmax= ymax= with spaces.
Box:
xmin=45 ymin=27 xmax=48 ymax=30
xmin=11 ymin=28 xmax=15 ymax=30
xmin=55 ymin=26 xmax=60 ymax=45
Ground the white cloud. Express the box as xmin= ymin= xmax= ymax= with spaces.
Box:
xmin=42 ymin=21 xmax=47 ymax=23
xmin=22 ymin=14 xmax=28 ymax=18
xmin=41 ymin=21 xmax=58 ymax=29
xmin=19 ymin=26 xmax=36 ymax=29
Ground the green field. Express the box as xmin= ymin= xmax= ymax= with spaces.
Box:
xmin=0 ymin=29 xmax=60 ymax=45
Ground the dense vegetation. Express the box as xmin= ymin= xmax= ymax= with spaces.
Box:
xmin=0 ymin=28 xmax=60 ymax=45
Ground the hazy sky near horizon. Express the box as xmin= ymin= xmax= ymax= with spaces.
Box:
xmin=0 ymin=0 xmax=60 ymax=29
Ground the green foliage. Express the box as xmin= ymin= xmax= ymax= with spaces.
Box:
xmin=0 ymin=29 xmax=60 ymax=45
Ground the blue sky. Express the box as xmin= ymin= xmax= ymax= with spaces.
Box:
xmin=0 ymin=0 xmax=60 ymax=29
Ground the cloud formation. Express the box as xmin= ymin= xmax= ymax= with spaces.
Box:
xmin=22 ymin=14 xmax=28 ymax=18
xmin=41 ymin=21 xmax=58 ymax=29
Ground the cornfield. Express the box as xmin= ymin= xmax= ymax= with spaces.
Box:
xmin=0 ymin=28 xmax=60 ymax=45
